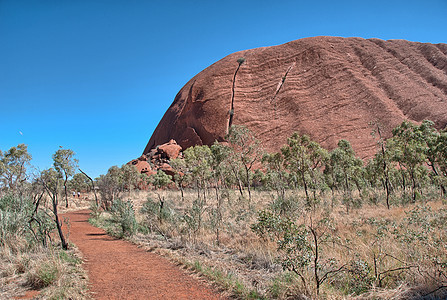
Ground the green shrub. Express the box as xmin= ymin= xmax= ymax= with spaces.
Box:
xmin=141 ymin=197 xmax=173 ymax=226
xmin=27 ymin=262 xmax=59 ymax=289
xmin=0 ymin=194 xmax=33 ymax=247
xmin=110 ymin=199 xmax=137 ymax=237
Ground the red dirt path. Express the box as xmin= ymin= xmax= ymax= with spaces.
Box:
xmin=65 ymin=210 xmax=224 ymax=300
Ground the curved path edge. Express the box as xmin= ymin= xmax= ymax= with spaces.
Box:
xmin=64 ymin=210 xmax=223 ymax=300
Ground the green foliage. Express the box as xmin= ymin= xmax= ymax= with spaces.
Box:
xmin=281 ymin=133 xmax=328 ymax=207
xmin=325 ymin=140 xmax=364 ymax=212
xmin=68 ymin=172 xmax=90 ymax=192
xmin=110 ymin=199 xmax=137 ymax=237
xmin=0 ymin=194 xmax=32 ymax=247
xmin=226 ymin=125 xmax=262 ymax=202
xmin=121 ymin=164 xmax=139 ymax=192
xmin=252 ymin=208 xmax=348 ymax=296
xmin=181 ymin=198 xmax=205 ymax=240
xmin=342 ymin=258 xmax=374 ymax=295
xmin=97 ymin=164 xmax=140 ymax=208
xmin=52 ymin=148 xmax=78 ymax=180
xmin=388 ymin=121 xmax=430 ymax=202
xmin=237 ymin=57 xmax=246 ymax=65
xmin=269 ymin=195 xmax=301 ymax=218
xmin=141 ymin=196 xmax=173 ymax=226
xmin=262 ymin=152 xmax=288 ymax=200
xmin=149 ymin=170 xmax=172 ymax=189
xmin=0 ymin=144 xmax=32 ymax=192
xmin=53 ymin=148 xmax=78 ymax=208
xmin=30 ymin=262 xmax=59 ymax=289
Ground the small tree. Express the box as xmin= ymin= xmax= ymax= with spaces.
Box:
xmin=121 ymin=164 xmax=139 ymax=193
xmin=262 ymin=152 xmax=288 ymax=202
xmin=170 ymin=158 xmax=191 ymax=201
xmin=96 ymin=166 xmax=123 ymax=209
xmin=38 ymin=168 xmax=68 ymax=250
xmin=370 ymin=123 xmax=392 ymax=209
xmin=69 ymin=172 xmax=90 ymax=193
xmin=252 ymin=209 xmax=346 ymax=296
xmin=326 ymin=140 xmax=363 ymax=213
xmin=417 ymin=120 xmax=446 ymax=197
xmin=182 ymin=145 xmax=213 ymax=202
xmin=53 ymin=148 xmax=78 ymax=208
xmin=226 ymin=125 xmax=262 ymax=203
xmin=0 ymin=144 xmax=32 ymax=194
xmin=149 ymin=170 xmax=172 ymax=223
xmin=281 ymin=133 xmax=328 ymax=208
xmin=388 ymin=121 xmax=427 ymax=203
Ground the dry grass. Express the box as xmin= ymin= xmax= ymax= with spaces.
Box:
xmin=0 ymin=240 xmax=89 ymax=299
xmin=0 ymin=193 xmax=91 ymax=300
xmin=91 ymin=188 xmax=447 ymax=299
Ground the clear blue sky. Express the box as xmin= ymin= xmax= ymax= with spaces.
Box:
xmin=1 ymin=0 xmax=446 ymax=179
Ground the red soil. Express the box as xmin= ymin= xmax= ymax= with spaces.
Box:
xmin=65 ymin=210 xmax=224 ymax=300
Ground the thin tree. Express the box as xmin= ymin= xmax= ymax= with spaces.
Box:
xmin=226 ymin=125 xmax=262 ymax=203
xmin=39 ymin=168 xmax=69 ymax=250
xmin=53 ymin=148 xmax=78 ymax=208
xmin=0 ymin=144 xmax=32 ymax=194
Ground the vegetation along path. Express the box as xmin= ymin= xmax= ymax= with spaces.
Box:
xmin=65 ymin=210 xmax=223 ymax=299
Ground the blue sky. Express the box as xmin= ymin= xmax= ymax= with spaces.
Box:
xmin=1 ymin=0 xmax=446 ymax=179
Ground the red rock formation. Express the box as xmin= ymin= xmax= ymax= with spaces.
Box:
xmin=129 ymin=140 xmax=182 ymax=177
xmin=158 ymin=140 xmax=182 ymax=160
xmin=144 ymin=36 xmax=447 ymax=159
xmin=128 ymin=156 xmax=156 ymax=176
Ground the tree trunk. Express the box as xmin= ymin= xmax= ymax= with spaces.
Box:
xmin=310 ymin=226 xmax=320 ymax=296
xmin=245 ymin=166 xmax=252 ymax=203
xmin=301 ymin=170 xmax=310 ymax=205
xmin=53 ymin=196 xmax=68 ymax=250
xmin=64 ymin=175 xmax=69 ymax=208
xmin=411 ymin=169 xmax=417 ymax=203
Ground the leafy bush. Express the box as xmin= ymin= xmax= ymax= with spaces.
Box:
xmin=141 ymin=197 xmax=172 ymax=225
xmin=26 ymin=262 xmax=59 ymax=289
xmin=110 ymin=199 xmax=137 ymax=237
xmin=0 ymin=194 xmax=33 ymax=248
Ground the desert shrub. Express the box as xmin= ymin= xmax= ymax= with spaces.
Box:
xmin=110 ymin=199 xmax=137 ymax=237
xmin=269 ymin=195 xmax=301 ymax=217
xmin=26 ymin=261 xmax=59 ymax=289
xmin=0 ymin=194 xmax=34 ymax=248
xmin=181 ymin=198 xmax=205 ymax=242
xmin=268 ymin=272 xmax=308 ymax=299
xmin=89 ymin=201 xmax=102 ymax=220
xmin=343 ymin=258 xmax=374 ymax=295
xmin=141 ymin=196 xmax=173 ymax=225
xmin=140 ymin=196 xmax=178 ymax=238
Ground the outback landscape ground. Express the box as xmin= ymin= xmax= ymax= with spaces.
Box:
xmin=1 ymin=36 xmax=447 ymax=299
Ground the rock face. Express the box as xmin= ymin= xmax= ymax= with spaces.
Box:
xmin=128 ymin=155 xmax=156 ymax=176
xmin=158 ymin=140 xmax=182 ymax=160
xmin=129 ymin=140 xmax=182 ymax=177
xmin=144 ymin=36 xmax=447 ymax=159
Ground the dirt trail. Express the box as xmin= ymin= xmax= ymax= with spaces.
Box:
xmin=65 ymin=210 xmax=223 ymax=300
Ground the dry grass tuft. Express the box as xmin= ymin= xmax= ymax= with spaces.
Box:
xmin=0 ymin=239 xmax=89 ymax=299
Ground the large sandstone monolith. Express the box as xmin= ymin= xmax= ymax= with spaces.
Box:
xmin=145 ymin=36 xmax=447 ymax=159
